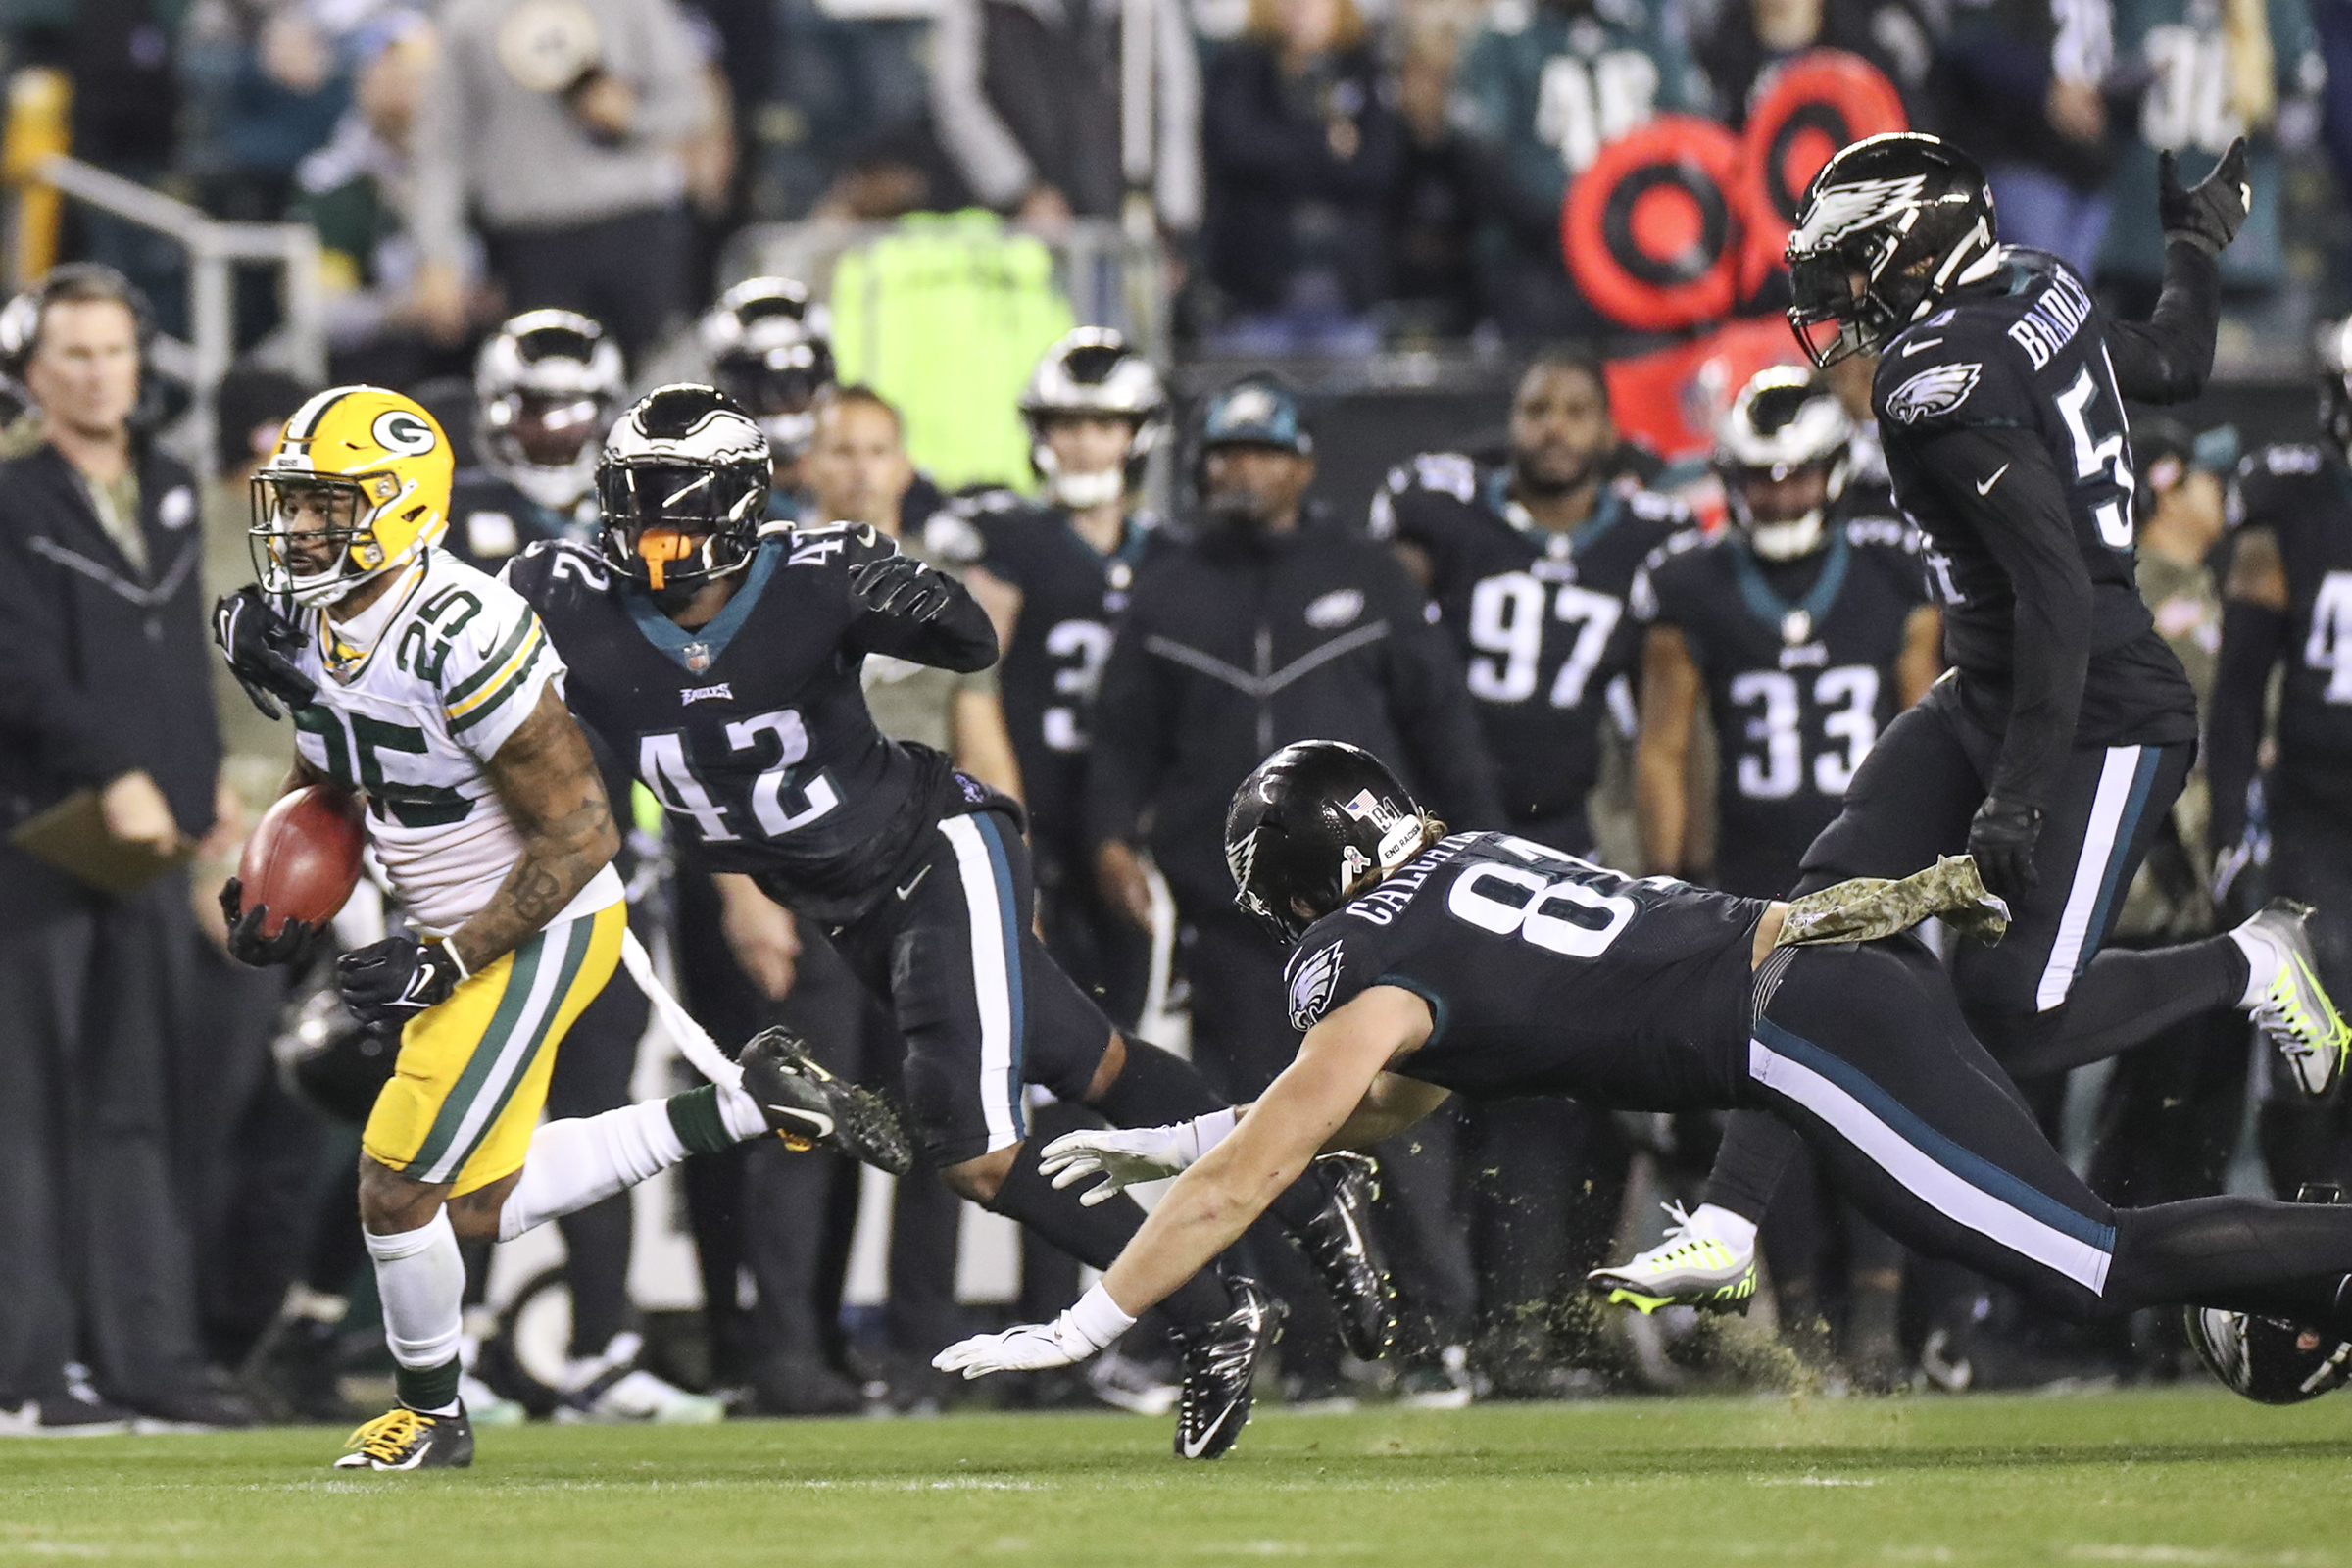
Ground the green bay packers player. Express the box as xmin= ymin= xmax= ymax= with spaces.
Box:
xmin=213 ymin=387 xmax=894 ymax=1470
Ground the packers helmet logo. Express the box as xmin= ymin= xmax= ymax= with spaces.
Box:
xmin=372 ymin=410 xmax=438 ymax=456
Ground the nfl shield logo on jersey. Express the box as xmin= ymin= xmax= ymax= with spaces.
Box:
xmin=682 ymin=641 xmax=712 ymax=673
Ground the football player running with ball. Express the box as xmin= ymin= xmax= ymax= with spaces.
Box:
xmin=213 ymin=388 xmax=899 ymax=1470
xmin=501 ymin=384 xmax=1393 ymax=1460
xmin=938 ymin=744 xmax=2352 ymax=1405
xmin=1589 ymin=131 xmax=2352 ymax=1315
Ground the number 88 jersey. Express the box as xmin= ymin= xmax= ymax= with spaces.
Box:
xmin=1372 ymin=453 xmax=1685 ymax=832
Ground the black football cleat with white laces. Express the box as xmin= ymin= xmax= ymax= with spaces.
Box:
xmin=1291 ymin=1152 xmax=1398 ymax=1361
xmin=738 ymin=1028 xmax=915 ymax=1176
xmin=333 ymin=1405 xmax=473 ymax=1471
xmin=1174 ymin=1276 xmax=1283 ymax=1460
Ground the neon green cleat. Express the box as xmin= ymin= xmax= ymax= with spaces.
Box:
xmin=1587 ymin=1203 xmax=1757 ymax=1316
xmin=2243 ymin=901 xmax=2351 ymax=1099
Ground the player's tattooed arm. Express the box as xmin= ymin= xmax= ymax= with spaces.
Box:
xmin=1633 ymin=623 xmax=1702 ymax=877
xmin=449 ymin=685 xmax=621 ymax=972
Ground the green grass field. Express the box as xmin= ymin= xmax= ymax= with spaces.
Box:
xmin=7 ymin=1390 xmax=2351 ymax=1565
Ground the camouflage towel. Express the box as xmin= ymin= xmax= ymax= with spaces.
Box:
xmin=1774 ymin=855 xmax=2011 ymax=949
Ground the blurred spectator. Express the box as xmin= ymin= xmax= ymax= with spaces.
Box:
xmin=1691 ymin=0 xmax=1936 ymax=124
xmin=1202 ymin=0 xmax=1404 ymax=352
xmin=411 ymin=0 xmax=706 ymax=361
xmin=1452 ymin=0 xmax=1703 ymax=338
xmin=291 ymin=13 xmax=492 ymax=384
xmin=2099 ymin=0 xmax=2305 ymax=313
xmin=1937 ymin=0 xmax=2123 ymax=274
xmin=0 ymin=266 xmax=244 ymax=1430
xmin=178 ymin=0 xmax=355 ymax=223
xmin=928 ymin=0 xmax=1202 ymax=232
xmin=1385 ymin=24 xmax=1486 ymax=338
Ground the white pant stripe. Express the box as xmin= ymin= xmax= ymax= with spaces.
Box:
xmin=940 ymin=816 xmax=1020 ymax=1153
xmin=1748 ymin=1037 xmax=2113 ymax=1295
xmin=416 ymin=916 xmax=576 ymax=1184
xmin=2034 ymin=745 xmax=2144 ymax=1013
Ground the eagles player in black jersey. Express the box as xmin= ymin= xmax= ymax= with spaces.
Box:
xmin=960 ymin=329 xmax=1172 ymax=1020
xmin=2211 ymin=315 xmax=2352 ymax=1196
xmin=1635 ymin=368 xmax=1941 ymax=901
xmin=1592 ymin=130 xmax=2351 ymax=1316
xmin=504 ymin=384 xmax=1392 ymax=1458
xmin=934 ymin=742 xmax=2352 ymax=1397
xmin=441 ymin=311 xmax=625 ymax=572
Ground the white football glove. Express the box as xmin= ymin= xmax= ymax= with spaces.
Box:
xmin=1040 ymin=1125 xmax=1192 ymax=1205
xmin=932 ymin=1285 xmax=1136 ymax=1379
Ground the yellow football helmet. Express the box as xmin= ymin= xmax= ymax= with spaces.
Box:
xmin=250 ymin=385 xmax=453 ymax=608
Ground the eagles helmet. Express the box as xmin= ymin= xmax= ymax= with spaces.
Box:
xmin=1785 ymin=132 xmax=1997 ymax=368
xmin=595 ymin=384 xmax=771 ymax=595
xmin=2185 ymin=1182 xmax=2352 ymax=1404
xmin=1020 ymin=327 xmax=1167 ymax=509
xmin=250 ymin=385 xmax=453 ymax=609
xmin=2315 ymin=316 xmax=2352 ymax=462
xmin=1715 ymin=367 xmax=1853 ymax=561
xmin=474 ymin=309 xmax=625 ymax=511
xmin=270 ymin=970 xmax=397 ymax=1126
xmin=1227 ymin=741 xmax=1437 ymax=945
xmin=699 ymin=276 xmax=835 ymax=461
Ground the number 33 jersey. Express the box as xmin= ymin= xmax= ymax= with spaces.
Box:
xmin=288 ymin=550 xmax=623 ymax=934
xmin=504 ymin=527 xmax=979 ymax=924
xmin=1284 ymin=831 xmax=1766 ymax=1110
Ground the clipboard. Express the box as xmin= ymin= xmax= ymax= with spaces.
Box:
xmin=9 ymin=787 xmax=192 ymax=894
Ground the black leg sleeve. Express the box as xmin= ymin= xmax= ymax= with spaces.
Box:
xmin=986 ymin=1137 xmax=1234 ymax=1333
xmin=1994 ymin=937 xmax=2247 ymax=1078
xmin=1700 ymin=1110 xmax=1803 ymax=1223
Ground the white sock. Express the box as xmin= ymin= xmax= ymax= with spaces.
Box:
xmin=497 ymin=1102 xmax=692 ymax=1243
xmin=2230 ymin=922 xmax=2283 ymax=1009
xmin=365 ymin=1210 xmax=465 ymax=1413
xmin=1687 ymin=1202 xmax=1758 ymax=1254
xmin=716 ymin=1081 xmax=769 ymax=1142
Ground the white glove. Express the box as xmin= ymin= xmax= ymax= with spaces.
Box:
xmin=1041 ymin=1107 xmax=1239 ymax=1206
xmin=932 ymin=1284 xmax=1136 ymax=1379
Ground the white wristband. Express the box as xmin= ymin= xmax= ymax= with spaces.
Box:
xmin=1172 ymin=1106 xmax=1240 ymax=1167
xmin=1059 ymin=1283 xmax=1138 ymax=1354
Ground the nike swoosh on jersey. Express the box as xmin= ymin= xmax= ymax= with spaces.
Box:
xmin=896 ymin=865 xmax=932 ymax=900
xmin=1901 ymin=336 xmax=1945 ymax=357
xmin=1976 ymin=465 xmax=2010 ymax=496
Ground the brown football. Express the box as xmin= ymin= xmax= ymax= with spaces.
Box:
xmin=237 ymin=784 xmax=366 ymax=935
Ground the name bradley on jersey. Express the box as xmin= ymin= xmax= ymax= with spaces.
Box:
xmin=2006 ymin=266 xmax=2094 ymax=369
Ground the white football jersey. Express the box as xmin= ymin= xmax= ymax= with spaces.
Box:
xmin=291 ymin=549 xmax=622 ymax=934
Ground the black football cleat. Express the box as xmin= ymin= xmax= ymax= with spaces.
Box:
xmin=1174 ymin=1277 xmax=1283 ymax=1461
xmin=333 ymin=1405 xmax=473 ymax=1471
xmin=1292 ymin=1152 xmax=1398 ymax=1361
xmin=738 ymin=1028 xmax=916 ymax=1176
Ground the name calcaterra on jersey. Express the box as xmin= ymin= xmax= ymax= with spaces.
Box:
xmin=291 ymin=551 xmax=620 ymax=934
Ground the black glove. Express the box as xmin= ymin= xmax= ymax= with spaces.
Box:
xmin=213 ymin=586 xmax=317 ymax=720
xmin=848 ymin=554 xmax=956 ymax=624
xmin=337 ymin=936 xmax=466 ymax=1024
xmin=2159 ymin=137 xmax=2251 ymax=256
xmin=1967 ymin=796 xmax=2045 ymax=899
xmin=219 ymin=875 xmax=322 ymax=967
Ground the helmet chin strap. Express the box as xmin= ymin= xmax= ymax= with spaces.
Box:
xmin=1048 ymin=466 xmax=1124 ymax=509
xmin=1747 ymin=510 xmax=1828 ymax=562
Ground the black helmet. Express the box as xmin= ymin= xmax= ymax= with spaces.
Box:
xmin=1019 ymin=327 xmax=1167 ymax=508
xmin=1713 ymin=367 xmax=1853 ymax=561
xmin=1785 ymin=132 xmax=1996 ymax=368
xmin=1226 ymin=741 xmax=1431 ymax=945
xmin=595 ymin=384 xmax=772 ymax=596
xmin=2317 ymin=316 xmax=2352 ymax=461
xmin=699 ymin=276 xmax=836 ymax=461
xmin=2185 ymin=1305 xmax=2352 ymax=1404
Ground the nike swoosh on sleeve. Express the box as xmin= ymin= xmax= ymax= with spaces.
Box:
xmin=1901 ymin=337 xmax=1945 ymax=357
xmin=1975 ymin=465 xmax=2010 ymax=495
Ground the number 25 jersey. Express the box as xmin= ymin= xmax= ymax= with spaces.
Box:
xmin=1284 ymin=831 xmax=1764 ymax=1110
xmin=504 ymin=526 xmax=996 ymax=924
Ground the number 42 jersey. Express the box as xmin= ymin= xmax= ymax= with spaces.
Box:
xmin=1283 ymin=831 xmax=1766 ymax=1110
xmin=503 ymin=526 xmax=999 ymax=924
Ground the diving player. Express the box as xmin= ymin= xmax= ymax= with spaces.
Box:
xmin=1593 ymin=131 xmax=2351 ymax=1314
xmin=441 ymin=310 xmax=625 ymax=569
xmin=934 ymin=743 xmax=2352 ymax=1396
xmin=503 ymin=383 xmax=1393 ymax=1459
xmin=211 ymin=387 xmax=888 ymax=1469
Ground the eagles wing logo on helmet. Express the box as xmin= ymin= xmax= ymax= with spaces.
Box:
xmin=1885 ymin=363 xmax=1983 ymax=424
xmin=1788 ymin=174 xmax=1930 ymax=254
xmin=1287 ymin=941 xmax=1345 ymax=1032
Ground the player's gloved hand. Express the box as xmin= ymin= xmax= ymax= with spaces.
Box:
xmin=848 ymin=554 xmax=956 ymax=623
xmin=1041 ymin=1109 xmax=1239 ymax=1205
xmin=1967 ymin=796 xmax=2044 ymax=898
xmin=213 ymin=586 xmax=317 ymax=720
xmin=2159 ymin=137 xmax=2251 ymax=256
xmin=337 ymin=935 xmax=467 ymax=1024
xmin=219 ymin=875 xmax=321 ymax=967
xmin=932 ymin=1285 xmax=1137 ymax=1379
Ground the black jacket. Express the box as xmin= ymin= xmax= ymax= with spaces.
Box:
xmin=1087 ymin=516 xmax=1502 ymax=912
xmin=0 ymin=442 xmax=220 ymax=926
